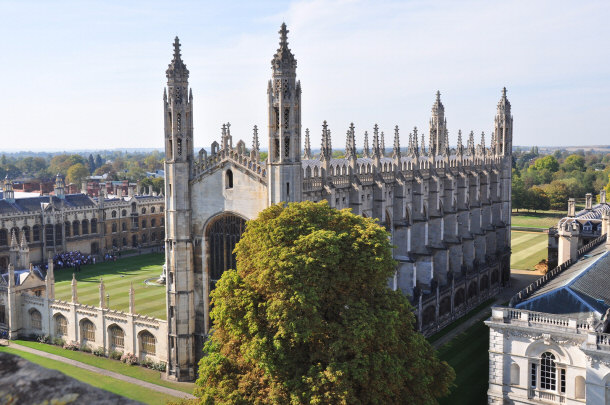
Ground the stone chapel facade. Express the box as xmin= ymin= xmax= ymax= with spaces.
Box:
xmin=163 ymin=24 xmax=513 ymax=380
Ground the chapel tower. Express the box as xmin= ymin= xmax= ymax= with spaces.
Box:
xmin=163 ymin=37 xmax=196 ymax=381
xmin=429 ymin=91 xmax=447 ymax=156
xmin=494 ymin=87 xmax=513 ymax=157
xmin=267 ymin=23 xmax=303 ymax=204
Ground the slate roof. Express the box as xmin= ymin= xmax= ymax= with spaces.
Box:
xmin=574 ymin=203 xmax=610 ymax=220
xmin=0 ymin=194 xmax=96 ymax=214
xmin=0 ymin=268 xmax=46 ymax=287
xmin=515 ymin=245 xmax=610 ymax=318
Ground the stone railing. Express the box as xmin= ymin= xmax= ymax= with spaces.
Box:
xmin=492 ymin=307 xmax=592 ymax=333
xmin=509 ymin=234 xmax=607 ymax=307
xmin=528 ymin=388 xmax=565 ymax=404
xmin=596 ymin=333 xmax=610 ymax=351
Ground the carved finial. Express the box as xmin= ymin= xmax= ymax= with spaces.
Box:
xmin=421 ymin=132 xmax=426 ymax=156
xmin=363 ymin=131 xmax=370 ymax=158
xmin=166 ymin=36 xmax=188 ymax=79
xmin=457 ymin=129 xmax=464 ymax=156
xmin=129 ymin=282 xmax=135 ymax=314
xmin=320 ymin=121 xmax=332 ymax=161
xmin=346 ymin=123 xmax=357 ymax=160
xmin=303 ymin=128 xmax=312 ymax=159
xmin=502 ymin=87 xmax=507 ymax=98
xmin=436 ymin=90 xmax=441 ymax=103
xmin=99 ymin=277 xmax=105 ymax=308
xmin=467 ymin=130 xmax=475 ymax=156
xmin=252 ymin=125 xmax=260 ymax=152
xmin=372 ymin=124 xmax=381 ymax=158
xmin=272 ymin=23 xmax=296 ymax=73
xmin=380 ymin=131 xmax=386 ymax=157
xmin=392 ymin=125 xmax=401 ymax=160
xmin=71 ymin=273 xmax=78 ymax=303
xmin=10 ymin=230 xmax=17 ymax=249
xmin=412 ymin=127 xmax=420 ymax=157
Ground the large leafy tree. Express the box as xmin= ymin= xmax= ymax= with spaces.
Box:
xmin=196 ymin=201 xmax=454 ymax=405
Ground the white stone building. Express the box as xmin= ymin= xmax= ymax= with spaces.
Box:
xmin=487 ymin=212 xmax=610 ymax=404
xmin=163 ymin=23 xmax=514 ymax=380
xmin=0 ymin=243 xmax=168 ymax=364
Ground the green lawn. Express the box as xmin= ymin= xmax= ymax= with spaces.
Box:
xmin=511 ymin=211 xmax=562 ymax=229
xmin=14 ymin=340 xmax=193 ymax=394
xmin=438 ymin=319 xmax=490 ymax=405
xmin=54 ymin=253 xmax=166 ymax=319
xmin=0 ymin=346 xmax=180 ymax=405
xmin=510 ymin=231 xmax=548 ymax=270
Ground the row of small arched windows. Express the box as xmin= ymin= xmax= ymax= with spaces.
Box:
xmin=38 ymin=312 xmax=156 ymax=355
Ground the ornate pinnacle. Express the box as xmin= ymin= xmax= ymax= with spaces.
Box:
xmin=279 ymin=23 xmax=289 ymax=48
xmin=252 ymin=125 xmax=260 ymax=152
xmin=421 ymin=132 xmax=426 ymax=156
xmin=320 ymin=121 xmax=332 ymax=161
xmin=303 ymin=128 xmax=312 ymax=159
xmin=166 ymin=36 xmax=188 ymax=79
xmin=480 ymin=131 xmax=486 ymax=148
xmin=457 ymin=130 xmax=464 ymax=155
xmin=372 ymin=124 xmax=381 ymax=158
xmin=363 ymin=131 xmax=370 ymax=158
xmin=392 ymin=125 xmax=401 ymax=160
xmin=346 ymin=123 xmax=357 ymax=160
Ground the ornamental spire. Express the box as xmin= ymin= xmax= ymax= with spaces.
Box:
xmin=363 ymin=131 xmax=370 ymax=158
xmin=252 ymin=125 xmax=260 ymax=152
xmin=421 ymin=132 xmax=426 ymax=156
xmin=457 ymin=129 xmax=464 ymax=156
xmin=346 ymin=123 xmax=357 ymax=160
xmin=467 ymin=130 xmax=475 ymax=156
xmin=272 ymin=23 xmax=297 ymax=75
xmin=303 ymin=128 xmax=312 ymax=159
xmin=380 ymin=131 xmax=386 ymax=157
xmin=392 ymin=125 xmax=401 ymax=160
xmin=166 ymin=36 xmax=189 ymax=80
xmin=372 ymin=124 xmax=381 ymax=158
xmin=320 ymin=121 xmax=332 ymax=161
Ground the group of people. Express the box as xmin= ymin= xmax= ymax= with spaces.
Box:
xmin=52 ymin=251 xmax=94 ymax=272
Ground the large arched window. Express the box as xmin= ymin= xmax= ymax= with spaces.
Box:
xmin=112 ymin=210 xmax=117 ymax=218
xmin=72 ymin=220 xmax=80 ymax=236
xmin=30 ymin=309 xmax=42 ymax=330
xmin=80 ymin=319 xmax=95 ymax=342
xmin=21 ymin=226 xmax=30 ymax=242
xmin=139 ymin=330 xmax=156 ymax=356
xmin=54 ymin=314 xmax=68 ymax=336
xmin=0 ymin=229 xmax=7 ymax=246
xmin=82 ymin=219 xmax=89 ymax=235
xmin=109 ymin=324 xmax=125 ymax=350
xmin=64 ymin=221 xmax=71 ymax=237
xmin=206 ymin=214 xmax=246 ymax=290
xmin=112 ymin=223 xmax=117 ymax=233
xmin=90 ymin=218 xmax=97 ymax=233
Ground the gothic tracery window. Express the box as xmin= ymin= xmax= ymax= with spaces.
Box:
xmin=177 ymin=113 xmax=182 ymax=132
xmin=284 ymin=137 xmax=290 ymax=158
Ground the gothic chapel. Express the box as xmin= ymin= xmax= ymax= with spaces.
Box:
xmin=163 ymin=24 xmax=513 ymax=380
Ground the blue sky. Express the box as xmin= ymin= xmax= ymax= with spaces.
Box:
xmin=1 ymin=0 xmax=609 ymax=151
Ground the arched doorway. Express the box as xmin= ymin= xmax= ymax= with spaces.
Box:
xmin=206 ymin=214 xmax=247 ymax=290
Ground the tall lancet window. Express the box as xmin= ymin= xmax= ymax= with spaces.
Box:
xmin=177 ymin=138 xmax=182 ymax=156
xmin=177 ymin=113 xmax=182 ymax=132
xmin=284 ymin=137 xmax=290 ymax=158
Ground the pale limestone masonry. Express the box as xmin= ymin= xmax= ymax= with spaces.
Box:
xmin=164 ymin=24 xmax=513 ymax=380
xmin=0 ymin=260 xmax=168 ymax=365
xmin=487 ymin=231 xmax=610 ymax=404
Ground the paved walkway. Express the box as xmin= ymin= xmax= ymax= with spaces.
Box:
xmin=7 ymin=342 xmax=196 ymax=400
xmin=432 ymin=269 xmax=543 ymax=349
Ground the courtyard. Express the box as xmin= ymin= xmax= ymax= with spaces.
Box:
xmin=53 ymin=253 xmax=166 ymax=319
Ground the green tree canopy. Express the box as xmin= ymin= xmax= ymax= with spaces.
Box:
xmin=561 ymin=154 xmax=585 ymax=172
xmin=533 ymin=155 xmax=559 ymax=173
xmin=66 ymin=163 xmax=90 ymax=188
xmin=196 ymin=201 xmax=454 ymax=405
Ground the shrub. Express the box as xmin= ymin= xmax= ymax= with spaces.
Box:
xmin=109 ymin=350 xmax=123 ymax=360
xmin=51 ymin=337 xmax=65 ymax=346
xmin=155 ymin=362 xmax=167 ymax=372
xmin=63 ymin=341 xmax=79 ymax=351
xmin=36 ymin=334 xmax=49 ymax=344
xmin=120 ymin=352 xmax=138 ymax=365
xmin=93 ymin=347 xmax=106 ymax=357
xmin=80 ymin=343 xmax=92 ymax=353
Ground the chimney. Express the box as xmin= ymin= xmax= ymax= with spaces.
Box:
xmin=601 ymin=190 xmax=607 ymax=204
xmin=586 ymin=193 xmax=593 ymax=210
xmin=568 ymin=198 xmax=576 ymax=217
